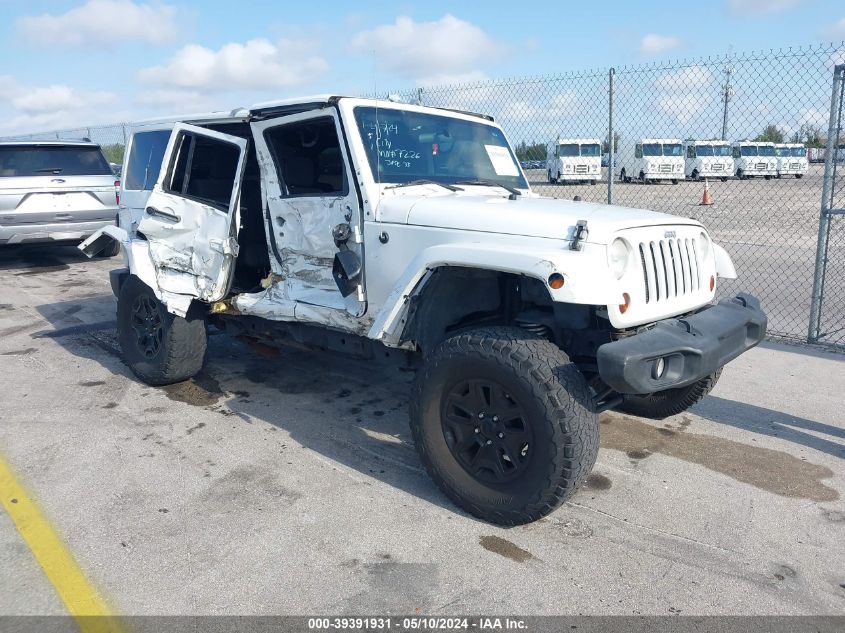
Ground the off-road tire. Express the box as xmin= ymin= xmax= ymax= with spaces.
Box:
xmin=614 ymin=368 xmax=722 ymax=420
xmin=795 ymin=174 xmax=803 ymax=179
xmin=671 ymin=178 xmax=679 ymax=185
xmin=117 ymin=275 xmax=207 ymax=386
xmin=720 ymin=176 xmax=728 ymax=182
xmin=691 ymin=169 xmax=699 ymax=181
xmin=409 ymin=327 xmax=599 ymax=526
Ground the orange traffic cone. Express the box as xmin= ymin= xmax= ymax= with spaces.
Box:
xmin=699 ymin=178 xmax=713 ymax=206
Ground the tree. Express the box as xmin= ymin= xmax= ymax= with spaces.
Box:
xmin=754 ymin=124 xmax=784 ymax=143
xmin=790 ymin=123 xmax=824 ymax=148
xmin=515 ymin=141 xmax=546 ymax=161
xmin=602 ymin=132 xmax=621 ymax=154
xmin=101 ymin=143 xmax=125 ymax=164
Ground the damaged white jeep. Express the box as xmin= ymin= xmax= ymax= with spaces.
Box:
xmin=81 ymin=96 xmax=767 ymax=525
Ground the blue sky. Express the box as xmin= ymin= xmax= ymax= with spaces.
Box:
xmin=0 ymin=0 xmax=843 ymax=135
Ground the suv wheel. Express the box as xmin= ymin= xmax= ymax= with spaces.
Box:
xmin=117 ymin=276 xmax=207 ymax=386
xmin=410 ymin=327 xmax=599 ymax=526
xmin=614 ymin=369 xmax=721 ymax=420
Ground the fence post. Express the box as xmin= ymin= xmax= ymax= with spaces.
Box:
xmin=607 ymin=67 xmax=615 ymax=205
xmin=808 ymin=64 xmax=845 ymax=343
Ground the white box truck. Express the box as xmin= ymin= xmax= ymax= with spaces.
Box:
xmin=617 ymin=138 xmax=684 ymax=184
xmin=546 ymin=138 xmax=601 ymax=184
xmin=683 ymin=140 xmax=734 ymax=182
xmin=731 ymin=141 xmax=777 ymax=179
xmin=775 ymin=143 xmax=807 ymax=179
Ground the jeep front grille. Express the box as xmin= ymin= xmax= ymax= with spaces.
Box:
xmin=755 ymin=162 xmax=767 ymax=170
xmin=659 ymin=164 xmax=672 ymax=173
xmin=638 ymin=238 xmax=701 ymax=303
xmin=575 ymin=165 xmax=588 ymax=174
xmin=712 ymin=163 xmax=724 ymax=170
xmin=789 ymin=162 xmax=800 ymax=169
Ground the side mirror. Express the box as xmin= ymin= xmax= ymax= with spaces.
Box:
xmin=333 ymin=250 xmax=362 ymax=297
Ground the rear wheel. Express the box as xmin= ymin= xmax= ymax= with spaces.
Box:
xmin=614 ymin=369 xmax=721 ymax=420
xmin=410 ymin=327 xmax=598 ymax=526
xmin=736 ymin=169 xmax=745 ymax=180
xmin=639 ymin=171 xmax=646 ymax=184
xmin=619 ymin=169 xmax=627 ymax=183
xmin=117 ymin=276 xmax=207 ymax=386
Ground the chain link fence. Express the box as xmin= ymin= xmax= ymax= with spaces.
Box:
xmin=3 ymin=43 xmax=844 ymax=347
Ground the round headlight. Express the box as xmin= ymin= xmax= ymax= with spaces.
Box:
xmin=699 ymin=232 xmax=711 ymax=259
xmin=610 ymin=238 xmax=631 ymax=280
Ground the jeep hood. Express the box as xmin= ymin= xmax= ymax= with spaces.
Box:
xmin=378 ymin=194 xmax=702 ymax=244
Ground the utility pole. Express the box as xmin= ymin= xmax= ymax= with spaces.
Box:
xmin=721 ymin=47 xmax=734 ymax=140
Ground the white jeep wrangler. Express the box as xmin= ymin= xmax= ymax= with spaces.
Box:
xmin=81 ymin=96 xmax=767 ymax=525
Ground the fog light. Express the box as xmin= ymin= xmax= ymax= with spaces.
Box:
xmin=652 ymin=357 xmax=666 ymax=379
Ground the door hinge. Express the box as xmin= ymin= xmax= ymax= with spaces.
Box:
xmin=209 ymin=237 xmax=240 ymax=256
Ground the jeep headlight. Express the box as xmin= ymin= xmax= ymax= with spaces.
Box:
xmin=610 ymin=238 xmax=631 ymax=280
xmin=699 ymin=232 xmax=710 ymax=259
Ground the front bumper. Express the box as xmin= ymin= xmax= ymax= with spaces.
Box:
xmin=596 ymin=294 xmax=767 ymax=395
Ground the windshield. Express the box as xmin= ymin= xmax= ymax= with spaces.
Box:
xmin=695 ymin=145 xmax=714 ymax=157
xmin=354 ymin=106 xmax=528 ymax=189
xmin=664 ymin=143 xmax=683 ymax=157
xmin=580 ymin=143 xmax=601 ymax=157
xmin=642 ymin=143 xmax=661 ymax=156
xmin=758 ymin=145 xmax=776 ymax=156
xmin=0 ymin=145 xmax=112 ymax=177
xmin=557 ymin=143 xmax=579 ymax=157
xmin=714 ymin=145 xmax=732 ymax=156
xmin=740 ymin=146 xmax=758 ymax=156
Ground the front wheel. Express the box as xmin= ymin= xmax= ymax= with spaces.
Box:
xmin=720 ymin=176 xmax=728 ymax=182
xmin=614 ymin=369 xmax=721 ymax=420
xmin=117 ymin=276 xmax=207 ymax=386
xmin=691 ymin=169 xmax=699 ymax=181
xmin=410 ymin=327 xmax=599 ymax=526
xmin=795 ymin=174 xmax=803 ymax=179
xmin=671 ymin=178 xmax=679 ymax=185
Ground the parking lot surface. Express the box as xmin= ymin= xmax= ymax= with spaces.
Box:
xmin=1 ymin=243 xmax=844 ymax=616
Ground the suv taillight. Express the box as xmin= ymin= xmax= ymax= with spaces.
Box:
xmin=114 ymin=180 xmax=120 ymax=205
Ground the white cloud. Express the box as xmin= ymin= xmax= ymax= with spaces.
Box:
xmin=823 ymin=18 xmax=845 ymax=40
xmin=640 ymin=34 xmax=683 ymax=57
xmin=351 ymin=15 xmax=503 ymax=84
xmin=0 ymin=75 xmax=118 ymax=134
xmin=138 ymin=38 xmax=328 ymax=92
xmin=727 ymin=0 xmax=802 ymax=17
xmin=498 ymin=92 xmax=579 ymax=123
xmin=653 ymin=66 xmax=715 ymax=125
xmin=654 ymin=65 xmax=715 ymax=91
xmin=16 ymin=0 xmax=179 ymax=48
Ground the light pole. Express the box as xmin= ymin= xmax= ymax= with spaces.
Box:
xmin=721 ymin=53 xmax=734 ymax=140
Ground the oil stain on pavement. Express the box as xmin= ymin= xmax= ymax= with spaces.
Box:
xmin=479 ymin=535 xmax=533 ymax=562
xmin=600 ymin=413 xmax=839 ymax=502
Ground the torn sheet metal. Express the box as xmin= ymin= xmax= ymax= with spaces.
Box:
xmin=232 ymin=276 xmax=371 ymax=335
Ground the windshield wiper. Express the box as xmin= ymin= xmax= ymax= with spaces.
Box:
xmin=35 ymin=168 xmax=63 ymax=174
xmin=455 ymin=179 xmax=522 ymax=197
xmin=386 ymin=179 xmax=462 ymax=192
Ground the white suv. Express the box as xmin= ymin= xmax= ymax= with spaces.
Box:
xmin=82 ymin=96 xmax=767 ymax=525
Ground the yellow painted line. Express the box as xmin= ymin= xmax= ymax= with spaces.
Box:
xmin=0 ymin=455 xmax=126 ymax=633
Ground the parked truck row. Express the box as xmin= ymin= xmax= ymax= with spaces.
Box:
xmin=543 ymin=138 xmax=809 ymax=185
